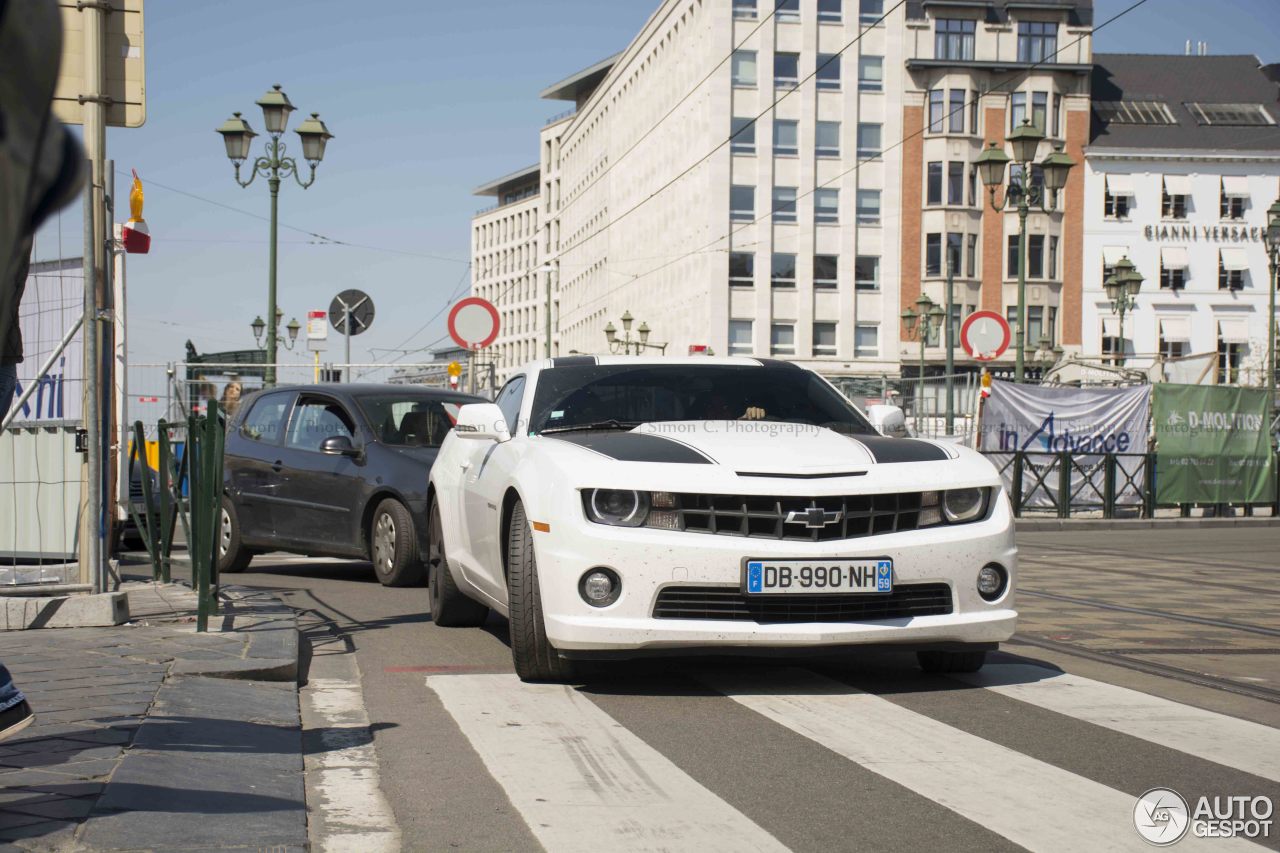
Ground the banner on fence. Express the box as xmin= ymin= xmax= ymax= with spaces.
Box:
xmin=10 ymin=258 xmax=83 ymax=423
xmin=1152 ymin=384 xmax=1275 ymax=504
xmin=979 ymin=381 xmax=1152 ymax=509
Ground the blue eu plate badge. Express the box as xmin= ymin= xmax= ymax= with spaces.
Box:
xmin=876 ymin=560 xmax=892 ymax=592
xmin=747 ymin=561 xmax=763 ymax=593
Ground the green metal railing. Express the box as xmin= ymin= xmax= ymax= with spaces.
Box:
xmin=126 ymin=400 xmax=226 ymax=631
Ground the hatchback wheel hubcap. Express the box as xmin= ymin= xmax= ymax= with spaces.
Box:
xmin=374 ymin=513 xmax=396 ymax=570
xmin=220 ymin=509 xmax=231 ymax=556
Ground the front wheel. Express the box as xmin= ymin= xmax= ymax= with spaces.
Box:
xmin=369 ymin=498 xmax=423 ymax=587
xmin=917 ymin=648 xmax=988 ymax=674
xmin=218 ymin=496 xmax=253 ymax=574
xmin=507 ymin=501 xmax=577 ymax=683
xmin=427 ymin=500 xmax=488 ymax=627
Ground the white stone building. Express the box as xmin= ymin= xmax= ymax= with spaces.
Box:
xmin=1083 ymin=54 xmax=1280 ymax=384
xmin=471 ymin=165 xmax=543 ymax=372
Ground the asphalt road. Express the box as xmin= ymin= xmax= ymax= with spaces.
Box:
xmin=208 ymin=527 xmax=1280 ymax=852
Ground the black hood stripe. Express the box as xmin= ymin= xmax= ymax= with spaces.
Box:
xmin=849 ymin=435 xmax=950 ymax=464
xmin=551 ymin=355 xmax=598 ymax=367
xmin=547 ymin=431 xmax=715 ymax=464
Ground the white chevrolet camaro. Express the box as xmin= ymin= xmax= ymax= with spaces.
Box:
xmin=426 ymin=356 xmax=1016 ymax=682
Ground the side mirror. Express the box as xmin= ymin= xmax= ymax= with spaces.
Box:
xmin=320 ymin=435 xmax=361 ymax=457
xmin=866 ymin=404 xmax=909 ymax=438
xmin=454 ymin=403 xmax=512 ymax=443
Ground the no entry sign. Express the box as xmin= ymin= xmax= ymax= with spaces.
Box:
xmin=960 ymin=311 xmax=1011 ymax=361
xmin=448 ymin=297 xmax=500 ymax=349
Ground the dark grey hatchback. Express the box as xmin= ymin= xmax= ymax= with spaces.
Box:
xmin=219 ymin=384 xmax=484 ymax=586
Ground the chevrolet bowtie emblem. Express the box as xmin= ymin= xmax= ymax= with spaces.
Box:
xmin=785 ymin=504 xmax=844 ymax=528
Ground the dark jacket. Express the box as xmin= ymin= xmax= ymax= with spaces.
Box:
xmin=2 ymin=247 xmax=29 ymax=365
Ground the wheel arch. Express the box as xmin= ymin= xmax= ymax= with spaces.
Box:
xmin=360 ymin=487 xmax=414 ymax=555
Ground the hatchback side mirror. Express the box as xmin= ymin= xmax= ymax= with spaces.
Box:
xmin=454 ymin=403 xmax=512 ymax=442
xmin=320 ymin=435 xmax=361 ymax=457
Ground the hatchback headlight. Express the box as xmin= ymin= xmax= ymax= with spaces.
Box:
xmin=584 ymin=489 xmax=650 ymax=527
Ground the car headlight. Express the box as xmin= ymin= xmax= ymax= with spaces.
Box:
xmin=920 ymin=488 xmax=990 ymax=527
xmin=584 ymin=489 xmax=650 ymax=527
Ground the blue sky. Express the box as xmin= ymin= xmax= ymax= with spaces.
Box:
xmin=31 ymin=0 xmax=1280 ymax=367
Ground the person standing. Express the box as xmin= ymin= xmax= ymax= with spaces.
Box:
xmin=0 ymin=665 xmax=33 ymax=741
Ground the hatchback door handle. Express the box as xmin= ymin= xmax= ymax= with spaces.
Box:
xmin=272 ymin=460 xmax=284 ymax=473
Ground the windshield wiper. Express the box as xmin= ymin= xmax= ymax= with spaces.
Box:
xmin=540 ymin=419 xmax=641 ymax=435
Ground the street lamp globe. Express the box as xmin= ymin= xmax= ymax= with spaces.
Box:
xmin=1120 ymin=262 xmax=1145 ymax=299
xmin=286 ymin=317 xmax=301 ymax=344
xmin=1104 ymin=275 xmax=1121 ymax=304
xmin=638 ymin=321 xmax=651 ymax=344
xmin=927 ymin=302 xmax=946 ymax=334
xmin=621 ymin=310 xmax=634 ymax=334
xmin=250 ymin=315 xmax=266 ymax=343
xmin=604 ymin=321 xmax=617 ymax=344
xmin=900 ymin=307 xmax=918 ymax=335
xmin=256 ymin=85 xmax=296 ymax=135
xmin=1039 ymin=143 xmax=1075 ymax=192
xmin=216 ymin=112 xmax=257 ymax=163
xmin=1007 ymin=119 xmax=1045 ymax=164
xmin=1266 ymin=197 xmax=1280 ymax=250
xmin=294 ymin=113 xmax=334 ymax=164
xmin=975 ymin=142 xmax=1011 ymax=189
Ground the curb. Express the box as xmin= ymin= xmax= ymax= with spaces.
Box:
xmin=170 ymin=583 xmax=300 ymax=683
xmin=1016 ymin=516 xmax=1280 ymax=531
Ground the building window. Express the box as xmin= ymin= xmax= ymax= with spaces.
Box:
xmin=1007 ymin=235 xmax=1018 ymax=277
xmin=1018 ymin=21 xmax=1057 ymax=63
xmin=815 ymin=188 xmax=839 ymax=224
xmin=1028 ymin=234 xmax=1044 ymax=278
xmin=773 ymin=119 xmax=798 ymax=156
xmin=1160 ymin=336 xmax=1187 ymax=359
xmin=814 ymin=255 xmax=839 ymax=289
xmin=947 ymin=162 xmax=964 ymax=205
xmin=729 ymin=252 xmax=754 ymax=288
xmin=733 ymin=0 xmax=757 ymax=19
xmin=856 ymin=189 xmax=880 ymax=224
xmin=730 ymin=117 xmax=756 ymax=154
xmin=935 ymin=18 xmax=976 ymax=61
xmin=776 ymin=0 xmax=800 ymax=22
xmin=1025 ymin=306 xmax=1046 ymax=348
xmin=1052 ymin=93 xmax=1063 ymax=137
xmin=947 ymin=232 xmax=963 ymax=274
xmin=925 ymin=233 xmax=942 ymax=276
xmin=859 ymin=0 xmax=884 ymax=23
xmin=1102 ymin=332 xmax=1126 ymax=365
xmin=772 ymin=186 xmax=798 ymax=223
xmin=771 ymin=252 xmax=797 ymax=288
xmin=968 ymin=165 xmax=978 ymax=206
xmin=855 ymin=255 xmax=879 ymax=290
xmin=730 ymin=184 xmax=755 ymax=221
xmin=969 ymin=90 xmax=979 ymax=134
xmin=1010 ymin=93 xmax=1027 ymax=130
xmin=855 ymin=324 xmax=879 ymax=357
xmin=966 ymin=234 xmax=977 ymax=277
xmin=856 ymin=122 xmax=880 ymax=157
xmin=1217 ymin=338 xmax=1245 ymax=384
xmin=775 ymin=52 xmax=799 ymax=88
xmin=817 ymin=121 xmax=841 ymax=157
xmin=1031 ymin=91 xmax=1048 ymax=132
xmin=1219 ymin=253 xmax=1245 ymax=290
xmin=732 ymin=50 xmax=757 ymax=87
xmin=771 ymin=323 xmax=796 ymax=355
xmin=926 ymin=162 xmax=943 ymax=205
xmin=1104 ymin=187 xmax=1130 ymax=219
xmin=1160 ymin=263 xmax=1186 ymax=291
xmin=1162 ymin=187 xmax=1187 ymax=219
xmin=949 ymin=89 xmax=966 ymax=133
xmin=816 ymin=54 xmax=841 ymax=90
xmin=1048 ymin=235 xmax=1058 ymax=279
xmin=1220 ymin=181 xmax=1247 ymax=219
xmin=858 ymin=56 xmax=883 ymax=91
xmin=928 ymin=89 xmax=945 ymax=132
xmin=729 ymin=320 xmax=754 ymax=355
xmin=818 ymin=0 xmax=842 ymax=23
xmin=813 ymin=322 xmax=838 ymax=355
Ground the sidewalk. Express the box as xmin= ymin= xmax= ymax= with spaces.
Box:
xmin=0 ymin=580 xmax=306 ymax=852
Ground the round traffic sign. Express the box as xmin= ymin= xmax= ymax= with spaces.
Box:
xmin=960 ymin=311 xmax=1011 ymax=361
xmin=330 ymin=289 xmax=375 ymax=336
xmin=447 ymin=297 xmax=500 ymax=349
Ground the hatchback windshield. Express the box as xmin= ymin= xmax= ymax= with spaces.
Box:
xmin=357 ymin=396 xmax=464 ymax=447
xmin=529 ymin=364 xmax=876 ymax=435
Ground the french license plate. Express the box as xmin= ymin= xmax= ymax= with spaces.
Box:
xmin=743 ymin=558 xmax=892 ymax=595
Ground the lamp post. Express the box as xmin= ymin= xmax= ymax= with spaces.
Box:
xmin=976 ymin=119 xmax=1074 ymax=383
xmin=217 ymin=85 xmax=333 ymax=386
xmin=1103 ymin=256 xmax=1144 ymax=366
xmin=603 ymin=311 xmax=666 ymax=355
xmin=251 ymin=310 xmax=301 ymax=353
xmin=1265 ymin=197 xmax=1280 ymax=429
xmin=944 ymin=244 xmax=957 ymax=436
xmin=901 ymin=294 xmax=945 ymax=432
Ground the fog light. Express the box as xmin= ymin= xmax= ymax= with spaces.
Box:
xmin=579 ymin=568 xmax=621 ymax=607
xmin=977 ymin=564 xmax=1006 ymax=600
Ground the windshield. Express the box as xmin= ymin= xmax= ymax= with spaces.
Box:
xmin=356 ymin=396 xmax=465 ymax=448
xmin=529 ymin=364 xmax=875 ymax=435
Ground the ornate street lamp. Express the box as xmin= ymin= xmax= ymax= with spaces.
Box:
xmin=901 ymin=295 xmax=945 ymax=432
xmin=1104 ymin=256 xmax=1144 ymax=366
xmin=1264 ymin=196 xmax=1280 ymax=424
xmin=603 ymin=312 xmax=666 ymax=355
xmin=250 ymin=311 xmax=300 ymax=351
xmin=217 ymin=84 xmax=333 ymax=386
xmin=977 ymin=120 xmax=1075 ymax=382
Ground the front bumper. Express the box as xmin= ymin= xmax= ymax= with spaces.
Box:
xmin=532 ymin=493 xmax=1018 ymax=653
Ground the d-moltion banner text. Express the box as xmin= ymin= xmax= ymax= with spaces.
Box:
xmin=1153 ymin=384 xmax=1275 ymax=504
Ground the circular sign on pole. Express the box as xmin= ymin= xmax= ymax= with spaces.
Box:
xmin=330 ymin=289 xmax=375 ymax=336
xmin=960 ymin=311 xmax=1011 ymax=361
xmin=447 ymin=297 xmax=500 ymax=349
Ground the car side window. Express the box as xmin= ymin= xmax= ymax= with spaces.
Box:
xmin=494 ymin=376 xmax=526 ymax=434
xmin=240 ymin=392 xmax=292 ymax=444
xmin=285 ymin=398 xmax=355 ymax=452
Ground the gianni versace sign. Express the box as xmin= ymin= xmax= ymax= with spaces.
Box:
xmin=1143 ymin=223 xmax=1264 ymax=242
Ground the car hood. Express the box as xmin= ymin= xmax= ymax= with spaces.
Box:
xmin=543 ymin=421 xmax=954 ymax=476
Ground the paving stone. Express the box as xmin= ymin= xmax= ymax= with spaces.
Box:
xmin=3 ymin=796 xmax=93 ymax=821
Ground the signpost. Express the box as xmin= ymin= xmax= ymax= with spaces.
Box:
xmin=306 ymin=310 xmax=327 ymax=382
xmin=960 ymin=311 xmax=1012 ymax=362
xmin=447 ymin=297 xmax=500 ymax=395
xmin=329 ymin=289 xmax=375 ymax=382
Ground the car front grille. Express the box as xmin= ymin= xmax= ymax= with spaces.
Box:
xmin=668 ymin=491 xmax=922 ymax=541
xmin=652 ymin=583 xmax=953 ymax=623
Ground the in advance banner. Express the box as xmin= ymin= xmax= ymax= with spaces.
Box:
xmin=8 ymin=257 xmax=83 ymax=424
xmin=1152 ymin=384 xmax=1275 ymax=504
xmin=979 ymin=381 xmax=1152 ymax=510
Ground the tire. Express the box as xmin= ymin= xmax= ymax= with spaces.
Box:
xmin=917 ymin=648 xmax=988 ymax=674
xmin=369 ymin=498 xmax=424 ymax=587
xmin=507 ymin=501 xmax=577 ymax=683
xmin=427 ymin=499 xmax=488 ymax=627
xmin=218 ymin=495 xmax=253 ymax=574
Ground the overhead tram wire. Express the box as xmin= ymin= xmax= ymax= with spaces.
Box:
xmin=560 ymin=0 xmax=1153 ymax=324
xmin=372 ymin=262 xmax=474 ymax=368
xmin=554 ymin=0 xmax=785 ymax=220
